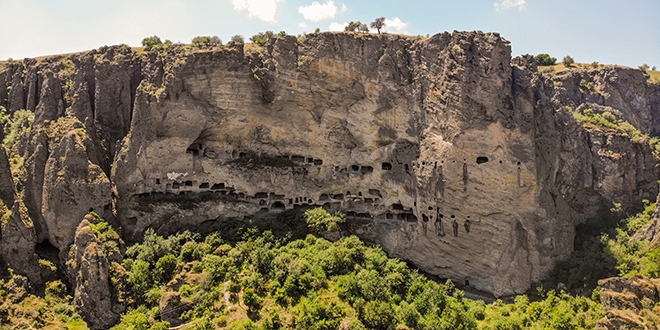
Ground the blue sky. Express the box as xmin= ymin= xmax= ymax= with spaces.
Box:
xmin=0 ymin=0 xmax=658 ymax=68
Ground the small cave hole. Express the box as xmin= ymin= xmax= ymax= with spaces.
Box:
xmin=271 ymin=201 xmax=286 ymax=210
xmin=185 ymin=181 xmax=193 ymax=187
xmin=155 ymin=178 xmax=161 ymax=185
xmin=465 ymin=280 xmax=470 ymax=286
xmin=172 ymin=182 xmax=180 ymax=189
xmin=351 ymin=165 xmax=360 ymax=171
xmin=360 ymin=166 xmax=374 ymax=174
xmin=199 ymin=182 xmax=210 ymax=189
xmin=314 ymin=159 xmax=323 ymax=165
xmin=428 ymin=206 xmax=433 ymax=210
xmin=517 ymin=161 xmax=521 ymax=165
xmin=499 ymin=160 xmax=503 ymax=164
xmin=392 ymin=203 xmax=404 ymax=210
xmin=211 ymin=183 xmax=225 ymax=190
xmin=382 ymin=162 xmax=392 ymax=170
xmin=476 ymin=156 xmax=489 ymax=164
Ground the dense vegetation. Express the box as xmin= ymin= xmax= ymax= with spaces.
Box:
xmin=3 ymin=204 xmax=660 ymax=328
xmin=107 ymin=208 xmax=605 ymax=329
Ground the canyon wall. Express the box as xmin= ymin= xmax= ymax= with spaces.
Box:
xmin=0 ymin=31 xmax=658 ymax=299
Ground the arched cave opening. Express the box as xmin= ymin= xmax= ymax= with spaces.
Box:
xmin=382 ymin=162 xmax=392 ymax=170
xmin=271 ymin=201 xmax=286 ymax=210
xmin=476 ymin=156 xmax=489 ymax=164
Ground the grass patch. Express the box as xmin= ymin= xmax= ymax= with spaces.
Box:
xmin=571 ymin=108 xmax=648 ymax=144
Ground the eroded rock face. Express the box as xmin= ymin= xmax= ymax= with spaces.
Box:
xmin=597 ymin=275 xmax=660 ymax=329
xmin=41 ymin=128 xmax=112 ymax=255
xmin=67 ymin=216 xmax=125 ymax=330
xmin=109 ymin=32 xmax=658 ymax=296
xmin=0 ymin=32 xmax=658 ymax=297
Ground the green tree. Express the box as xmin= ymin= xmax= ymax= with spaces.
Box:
xmin=535 ymin=53 xmax=557 ymax=66
xmin=154 ymin=254 xmax=178 ymax=284
xmin=304 ymin=207 xmax=345 ymax=232
xmin=192 ymin=36 xmax=212 ymax=48
xmin=562 ymin=55 xmax=575 ymax=67
xmin=242 ymin=288 xmax=262 ymax=312
xmin=250 ymin=31 xmax=274 ymax=46
xmin=370 ymin=17 xmax=386 ymax=34
xmin=141 ymin=35 xmax=162 ymax=50
xmin=344 ymin=21 xmax=361 ymax=32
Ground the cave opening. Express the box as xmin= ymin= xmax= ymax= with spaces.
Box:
xmin=476 ymin=156 xmax=489 ymax=164
xmin=271 ymin=201 xmax=286 ymax=210
xmin=382 ymin=162 xmax=392 ymax=170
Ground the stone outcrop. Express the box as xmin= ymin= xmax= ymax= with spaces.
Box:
xmin=0 ymin=32 xmax=658 ymax=299
xmin=596 ymin=275 xmax=660 ymax=329
xmin=67 ymin=214 xmax=125 ymax=330
xmin=633 ymin=193 xmax=660 ymax=246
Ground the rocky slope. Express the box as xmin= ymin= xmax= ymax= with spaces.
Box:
xmin=0 ymin=31 xmax=658 ymax=314
xmin=597 ymin=275 xmax=660 ymax=329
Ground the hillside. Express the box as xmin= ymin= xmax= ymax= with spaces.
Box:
xmin=1 ymin=30 xmax=660 ymax=328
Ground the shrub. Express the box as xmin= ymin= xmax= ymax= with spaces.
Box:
xmin=562 ymin=55 xmax=575 ymax=67
xmin=305 ymin=207 xmax=346 ymax=232
xmin=1 ymin=109 xmax=34 ymax=149
xmin=591 ymin=61 xmax=599 ymax=68
xmin=192 ymin=36 xmax=212 ymax=48
xmin=639 ymin=63 xmax=650 ymax=73
xmin=230 ymin=35 xmax=245 ymax=45
xmin=141 ymin=35 xmax=162 ymax=50
xmin=344 ymin=22 xmax=361 ymax=32
xmin=250 ymin=31 xmax=274 ymax=46
xmin=535 ymin=53 xmax=557 ymax=66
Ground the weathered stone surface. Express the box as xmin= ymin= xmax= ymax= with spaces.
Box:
xmin=41 ymin=127 xmax=112 ymax=254
xmin=0 ymin=145 xmax=14 ymax=206
xmin=596 ymin=275 xmax=660 ymax=329
xmin=68 ymin=217 xmax=125 ymax=329
xmin=0 ymin=200 xmax=41 ymax=286
xmin=0 ymin=32 xmax=658 ymax=297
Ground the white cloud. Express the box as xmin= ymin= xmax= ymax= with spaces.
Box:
xmin=298 ymin=1 xmax=342 ymax=22
xmin=298 ymin=21 xmax=308 ymax=28
xmin=329 ymin=22 xmax=348 ymax=31
xmin=232 ymin=0 xmax=284 ymax=23
xmin=494 ymin=0 xmax=526 ymax=11
xmin=341 ymin=4 xmax=347 ymax=12
xmin=383 ymin=17 xmax=408 ymax=33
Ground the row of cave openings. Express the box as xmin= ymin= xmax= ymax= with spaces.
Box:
xmin=142 ymin=179 xmax=472 ymax=237
xmin=186 ymin=143 xmax=325 ymax=165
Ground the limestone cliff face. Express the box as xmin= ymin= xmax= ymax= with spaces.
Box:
xmin=1 ymin=32 xmax=658 ymax=298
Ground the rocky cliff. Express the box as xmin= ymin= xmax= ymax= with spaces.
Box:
xmin=0 ymin=31 xmax=658 ymax=304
